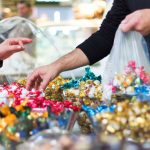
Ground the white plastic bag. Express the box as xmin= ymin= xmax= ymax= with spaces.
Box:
xmin=103 ymin=28 xmax=150 ymax=83
xmin=102 ymin=27 xmax=150 ymax=100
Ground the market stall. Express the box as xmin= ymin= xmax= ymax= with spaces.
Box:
xmin=0 ymin=1 xmax=150 ymax=150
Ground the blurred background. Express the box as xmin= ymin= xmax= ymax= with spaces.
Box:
xmin=0 ymin=0 xmax=113 ymax=82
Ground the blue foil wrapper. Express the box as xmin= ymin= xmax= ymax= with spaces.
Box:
xmin=61 ymin=67 xmax=101 ymax=89
xmin=135 ymin=85 xmax=150 ymax=95
xmin=135 ymin=85 xmax=150 ymax=102
xmin=82 ymin=104 xmax=116 ymax=132
xmin=82 ymin=104 xmax=116 ymax=117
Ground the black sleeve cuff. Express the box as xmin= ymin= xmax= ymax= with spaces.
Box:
xmin=77 ymin=38 xmax=99 ymax=65
xmin=0 ymin=60 xmax=3 ymax=67
xmin=76 ymin=27 xmax=115 ymax=65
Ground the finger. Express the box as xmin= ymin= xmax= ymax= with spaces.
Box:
xmin=8 ymin=45 xmax=24 ymax=52
xmin=35 ymin=77 xmax=43 ymax=90
xmin=26 ymin=72 xmax=40 ymax=90
xmin=19 ymin=38 xmax=32 ymax=44
xmin=120 ymin=17 xmax=138 ymax=32
xmin=39 ymin=78 xmax=50 ymax=90
xmin=9 ymin=38 xmax=32 ymax=45
xmin=18 ymin=40 xmax=25 ymax=49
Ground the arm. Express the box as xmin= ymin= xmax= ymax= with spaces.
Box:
xmin=26 ymin=0 xmax=130 ymax=90
xmin=52 ymin=48 xmax=89 ymax=72
xmin=26 ymin=48 xmax=89 ymax=90
xmin=77 ymin=0 xmax=130 ymax=65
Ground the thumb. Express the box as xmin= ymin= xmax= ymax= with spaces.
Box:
xmin=8 ymin=45 xmax=24 ymax=52
xmin=120 ymin=18 xmax=138 ymax=32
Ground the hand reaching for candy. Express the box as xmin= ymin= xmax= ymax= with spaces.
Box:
xmin=0 ymin=38 xmax=32 ymax=60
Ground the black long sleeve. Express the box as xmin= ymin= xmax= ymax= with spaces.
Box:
xmin=77 ymin=0 xmax=130 ymax=65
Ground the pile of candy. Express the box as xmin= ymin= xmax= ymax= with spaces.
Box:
xmin=0 ymin=104 xmax=79 ymax=145
xmin=0 ymin=68 xmax=102 ymax=135
xmin=61 ymin=68 xmax=103 ymax=134
xmin=89 ymin=100 xmax=150 ymax=143
xmin=0 ymin=105 xmax=48 ymax=142
xmin=45 ymin=76 xmax=69 ymax=100
xmin=0 ymin=78 xmax=81 ymax=146
xmin=0 ymin=60 xmax=149 ymax=149
xmin=80 ymin=104 xmax=116 ymax=134
xmin=77 ymin=111 xmax=93 ymax=134
xmin=17 ymin=76 xmax=69 ymax=101
xmin=0 ymin=82 xmax=80 ymax=111
xmin=104 ymin=61 xmax=150 ymax=101
xmin=62 ymin=68 xmax=102 ymax=100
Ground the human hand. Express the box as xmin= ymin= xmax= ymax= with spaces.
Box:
xmin=120 ymin=9 xmax=150 ymax=35
xmin=26 ymin=64 xmax=60 ymax=91
xmin=0 ymin=38 xmax=32 ymax=60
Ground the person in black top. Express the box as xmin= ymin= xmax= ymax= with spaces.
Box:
xmin=0 ymin=38 xmax=32 ymax=67
xmin=27 ymin=0 xmax=150 ymax=90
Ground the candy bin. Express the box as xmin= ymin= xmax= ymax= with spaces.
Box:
xmin=61 ymin=67 xmax=102 ymax=134
xmin=0 ymin=103 xmax=80 ymax=149
xmin=0 ymin=79 xmax=81 ymax=149
xmin=86 ymin=100 xmax=150 ymax=143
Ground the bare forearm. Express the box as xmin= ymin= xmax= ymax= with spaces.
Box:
xmin=27 ymin=48 xmax=89 ymax=90
xmin=51 ymin=48 xmax=89 ymax=73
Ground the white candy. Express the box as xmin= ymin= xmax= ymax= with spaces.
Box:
xmin=88 ymin=86 xmax=95 ymax=98
xmin=125 ymin=86 xmax=135 ymax=95
xmin=9 ymin=85 xmax=17 ymax=92
xmin=113 ymin=78 xmax=121 ymax=87
xmin=94 ymin=80 xmax=100 ymax=85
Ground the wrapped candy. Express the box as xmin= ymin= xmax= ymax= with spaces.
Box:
xmin=62 ymin=67 xmax=102 ymax=100
xmin=62 ymin=67 xmax=101 ymax=89
xmin=45 ymin=76 xmax=69 ymax=101
xmin=63 ymin=80 xmax=102 ymax=102
xmin=17 ymin=76 xmax=69 ymax=101
xmin=104 ymin=61 xmax=150 ymax=102
xmin=61 ymin=68 xmax=102 ymax=134
xmin=134 ymin=85 xmax=150 ymax=102
xmin=79 ymin=80 xmax=102 ymax=99
xmin=77 ymin=102 xmax=115 ymax=134
xmin=77 ymin=111 xmax=94 ymax=134
xmin=0 ymin=81 xmax=81 ymax=112
xmin=91 ymin=100 xmax=150 ymax=143
xmin=82 ymin=104 xmax=116 ymax=132
xmin=0 ymin=103 xmax=80 ymax=144
xmin=0 ymin=80 xmax=81 ymax=146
